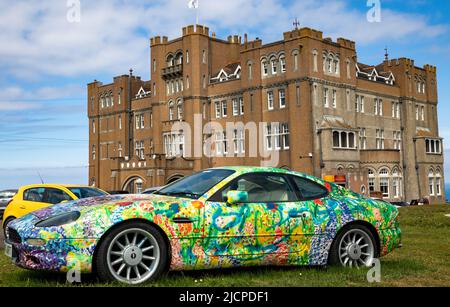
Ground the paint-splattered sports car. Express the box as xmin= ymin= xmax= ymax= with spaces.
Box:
xmin=4 ymin=167 xmax=401 ymax=284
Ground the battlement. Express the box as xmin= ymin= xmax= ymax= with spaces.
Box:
xmin=337 ymin=38 xmax=356 ymax=50
xmin=227 ymin=35 xmax=242 ymax=44
xmin=283 ymin=27 xmax=323 ymax=41
xmin=182 ymin=24 xmax=210 ymax=36
xmin=424 ymin=64 xmax=437 ymax=73
xmin=242 ymin=38 xmax=263 ymax=51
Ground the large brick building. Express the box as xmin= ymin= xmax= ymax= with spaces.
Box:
xmin=88 ymin=24 xmax=445 ymax=203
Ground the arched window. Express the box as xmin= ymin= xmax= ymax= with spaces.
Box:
xmin=177 ymin=99 xmax=183 ymax=120
xmin=346 ymin=59 xmax=351 ymax=79
xmin=168 ymin=101 xmax=174 ymax=121
xmin=333 ymin=131 xmax=340 ymax=147
xmin=167 ymin=54 xmax=174 ymax=67
xmin=270 ymin=56 xmax=278 ymax=74
xmin=261 ymin=59 xmax=268 ymax=76
xmin=368 ymin=169 xmax=375 ymax=192
xmin=248 ymin=61 xmax=253 ymax=80
xmin=340 ymin=132 xmax=347 ymax=148
xmin=392 ymin=168 xmax=402 ymax=198
xmin=436 ymin=169 xmax=442 ymax=196
xmin=428 ymin=169 xmax=435 ymax=196
xmin=312 ymin=50 xmax=318 ymax=72
xmin=279 ymin=54 xmax=286 ymax=73
xmin=348 ymin=132 xmax=355 ymax=148
xmin=361 ymin=185 xmax=366 ymax=195
xmin=379 ymin=168 xmax=390 ymax=198
xmin=186 ymin=76 xmax=190 ymax=89
xmin=334 ymin=56 xmax=340 ymax=74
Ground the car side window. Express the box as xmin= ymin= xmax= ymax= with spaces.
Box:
xmin=43 ymin=188 xmax=72 ymax=205
xmin=291 ymin=176 xmax=328 ymax=200
xmin=23 ymin=188 xmax=46 ymax=202
xmin=210 ymin=173 xmax=297 ymax=203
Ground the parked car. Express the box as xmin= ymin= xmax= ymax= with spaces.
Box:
xmin=0 ymin=190 xmax=18 ymax=218
xmin=142 ymin=187 xmax=163 ymax=194
xmin=5 ymin=167 xmax=401 ymax=285
xmin=390 ymin=201 xmax=410 ymax=208
xmin=2 ymin=184 xmax=108 ymax=234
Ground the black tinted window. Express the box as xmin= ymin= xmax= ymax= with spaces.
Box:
xmin=211 ymin=173 xmax=297 ymax=203
xmin=24 ymin=188 xmax=45 ymax=202
xmin=291 ymin=176 xmax=328 ymax=200
xmin=43 ymin=188 xmax=72 ymax=204
xmin=68 ymin=187 xmax=106 ymax=199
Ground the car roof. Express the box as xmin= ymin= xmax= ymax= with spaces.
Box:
xmin=18 ymin=184 xmax=97 ymax=190
xmin=210 ymin=166 xmax=301 ymax=176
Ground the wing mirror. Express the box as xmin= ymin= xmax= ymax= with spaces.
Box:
xmin=226 ymin=190 xmax=248 ymax=205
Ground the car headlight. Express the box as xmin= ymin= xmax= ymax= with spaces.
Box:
xmin=35 ymin=211 xmax=81 ymax=228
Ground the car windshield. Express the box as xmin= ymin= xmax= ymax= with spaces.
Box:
xmin=155 ymin=169 xmax=235 ymax=199
xmin=68 ymin=187 xmax=107 ymax=199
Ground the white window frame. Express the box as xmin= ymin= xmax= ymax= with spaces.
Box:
xmin=215 ymin=101 xmax=221 ymax=119
xmin=279 ymin=89 xmax=286 ymax=108
xmin=332 ymin=89 xmax=337 ymax=108
xmin=280 ymin=56 xmax=286 ymax=73
xmin=267 ymin=91 xmax=274 ymax=110
xmin=271 ymin=58 xmax=277 ymax=75
xmin=232 ymin=99 xmax=239 ymax=116
xmin=239 ymin=97 xmax=244 ymax=115
xmin=324 ymin=88 xmax=329 ymax=108
xmin=221 ymin=100 xmax=228 ymax=118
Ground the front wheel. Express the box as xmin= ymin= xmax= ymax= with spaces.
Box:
xmin=95 ymin=221 xmax=168 ymax=284
xmin=328 ymin=225 xmax=377 ymax=268
xmin=3 ymin=217 xmax=15 ymax=239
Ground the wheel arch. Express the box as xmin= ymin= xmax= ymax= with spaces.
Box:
xmin=334 ymin=220 xmax=381 ymax=258
xmin=92 ymin=218 xmax=172 ymax=274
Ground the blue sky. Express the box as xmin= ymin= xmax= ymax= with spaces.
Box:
xmin=0 ymin=0 xmax=449 ymax=190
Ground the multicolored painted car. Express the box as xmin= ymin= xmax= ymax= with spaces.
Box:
xmin=4 ymin=167 xmax=401 ymax=284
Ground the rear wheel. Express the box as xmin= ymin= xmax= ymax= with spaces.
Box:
xmin=95 ymin=221 xmax=168 ymax=284
xmin=328 ymin=224 xmax=377 ymax=268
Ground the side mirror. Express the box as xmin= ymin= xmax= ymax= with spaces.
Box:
xmin=226 ymin=190 xmax=248 ymax=205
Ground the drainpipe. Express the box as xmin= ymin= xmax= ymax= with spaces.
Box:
xmin=413 ymin=138 xmax=421 ymax=198
xmin=128 ymin=69 xmax=134 ymax=158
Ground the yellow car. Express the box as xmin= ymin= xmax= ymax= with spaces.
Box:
xmin=2 ymin=184 xmax=108 ymax=233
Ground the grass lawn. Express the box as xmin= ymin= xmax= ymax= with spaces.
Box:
xmin=0 ymin=205 xmax=449 ymax=287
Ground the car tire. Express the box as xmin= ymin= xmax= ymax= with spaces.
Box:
xmin=328 ymin=224 xmax=378 ymax=268
xmin=2 ymin=217 xmax=15 ymax=239
xmin=95 ymin=221 xmax=168 ymax=284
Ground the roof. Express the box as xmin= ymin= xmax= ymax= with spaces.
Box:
xmin=416 ymin=127 xmax=434 ymax=137
xmin=320 ymin=116 xmax=355 ymax=130
xmin=210 ymin=62 xmax=241 ymax=83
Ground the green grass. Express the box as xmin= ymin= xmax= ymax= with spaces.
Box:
xmin=0 ymin=205 xmax=449 ymax=287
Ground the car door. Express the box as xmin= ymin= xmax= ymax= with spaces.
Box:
xmin=19 ymin=187 xmax=49 ymax=216
xmin=203 ymin=172 xmax=302 ymax=257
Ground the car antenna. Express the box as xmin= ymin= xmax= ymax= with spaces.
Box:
xmin=36 ymin=170 xmax=44 ymax=184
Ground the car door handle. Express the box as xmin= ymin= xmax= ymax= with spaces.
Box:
xmin=172 ymin=217 xmax=195 ymax=224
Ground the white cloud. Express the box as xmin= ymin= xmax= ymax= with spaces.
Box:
xmin=0 ymin=84 xmax=84 ymax=111
xmin=0 ymin=0 xmax=446 ymax=80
